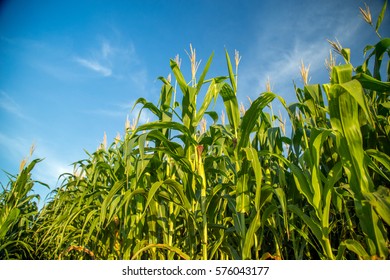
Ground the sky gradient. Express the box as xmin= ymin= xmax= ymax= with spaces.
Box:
xmin=0 ymin=0 xmax=388 ymax=206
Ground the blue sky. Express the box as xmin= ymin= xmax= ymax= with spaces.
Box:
xmin=0 ymin=0 xmax=388 ymax=206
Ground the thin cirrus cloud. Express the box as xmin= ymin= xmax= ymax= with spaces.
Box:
xmin=73 ymin=39 xmax=116 ymax=77
xmin=240 ymin=13 xmax=364 ymax=103
xmin=73 ymin=39 xmax=141 ymax=79
xmin=0 ymin=130 xmax=72 ymax=202
xmin=0 ymin=91 xmax=28 ymax=120
xmin=74 ymin=57 xmax=112 ymax=77
xmin=101 ymin=41 xmax=112 ymax=58
xmin=240 ymin=2 xmax=369 ymax=135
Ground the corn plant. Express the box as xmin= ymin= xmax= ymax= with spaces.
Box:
xmin=0 ymin=146 xmax=47 ymax=259
xmin=1 ymin=1 xmax=389 ymax=260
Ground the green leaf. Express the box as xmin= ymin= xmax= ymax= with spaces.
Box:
xmin=289 ymin=163 xmax=313 ymax=205
xmin=366 ymin=149 xmax=390 ymax=172
xmin=288 ymin=205 xmax=322 ymax=242
xmin=225 ymin=49 xmax=236 ymax=93
xmin=136 ymin=121 xmax=192 ymax=139
xmin=331 ymin=64 xmax=353 ymax=84
xmin=220 ymin=83 xmax=240 ymax=134
xmin=131 ymin=243 xmax=191 ymax=260
xmin=329 ymin=76 xmax=374 ymax=193
xmin=340 ymin=80 xmax=374 ymax=126
xmin=204 ymin=111 xmax=219 ymax=124
xmin=375 ymin=0 xmax=387 ymax=33
xmin=380 ymin=102 xmax=390 ymax=109
xmin=143 ymin=179 xmax=191 ymax=219
xmin=364 ymin=186 xmax=390 ymax=226
xmin=244 ymin=147 xmax=262 ymax=210
xmin=100 ymin=180 xmax=124 ymax=226
xmin=366 ymin=149 xmax=390 ymax=182
xmin=242 ymin=210 xmax=261 ymax=260
xmin=354 ymin=73 xmax=390 ymax=92
xmin=133 ymin=97 xmax=162 ymax=120
xmin=364 ymin=38 xmax=390 ymax=80
xmin=196 ymin=53 xmax=214 ymax=95
xmin=274 ymin=187 xmax=288 ymax=237
xmin=170 ymin=59 xmax=188 ymax=94
xmin=236 ymin=160 xmax=250 ymax=214
xmin=193 ymin=77 xmax=225 ymax=126
xmin=340 ymin=239 xmax=370 ymax=260
xmin=239 ymin=92 xmax=276 ymax=149
xmin=322 ymin=161 xmax=343 ymax=229
xmin=341 ymin=48 xmax=351 ymax=63
xmin=0 ymin=208 xmax=20 ymax=240
xmin=308 ymin=128 xmax=333 ymax=212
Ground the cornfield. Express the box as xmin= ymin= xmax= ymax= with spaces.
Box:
xmin=1 ymin=2 xmax=389 ymax=260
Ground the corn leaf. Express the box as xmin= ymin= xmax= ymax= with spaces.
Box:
xmin=376 ymin=0 xmax=388 ymax=33
xmin=239 ymin=92 xmax=276 ymax=150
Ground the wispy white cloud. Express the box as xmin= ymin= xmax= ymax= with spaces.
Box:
xmin=72 ymin=34 xmax=149 ymax=85
xmin=240 ymin=3 xmax=366 ymax=104
xmin=0 ymin=131 xmax=73 ymax=207
xmin=1 ymin=37 xmax=83 ymax=82
xmin=101 ymin=41 xmax=112 ymax=58
xmin=84 ymin=99 xmax=157 ymax=127
xmin=0 ymin=132 xmax=72 ymax=184
xmin=33 ymin=154 xmax=72 ymax=187
xmin=263 ymin=40 xmax=328 ymax=86
xmin=74 ymin=57 xmax=112 ymax=77
xmin=85 ymin=107 xmax=127 ymax=118
xmin=239 ymin=40 xmax=329 ymax=105
xmin=0 ymin=133 xmax=32 ymax=163
xmin=73 ymin=38 xmax=117 ymax=77
xmin=0 ymin=91 xmax=27 ymax=119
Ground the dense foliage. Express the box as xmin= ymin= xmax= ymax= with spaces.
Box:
xmin=1 ymin=2 xmax=389 ymax=260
